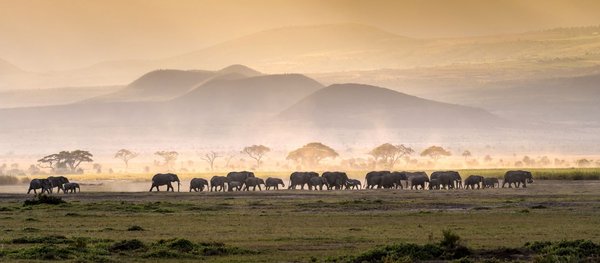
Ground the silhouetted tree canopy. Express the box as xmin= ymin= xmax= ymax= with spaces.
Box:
xmin=37 ymin=150 xmax=93 ymax=174
xmin=369 ymin=143 xmax=414 ymax=169
xmin=241 ymin=145 xmax=270 ymax=169
xmin=114 ymin=149 xmax=139 ymax=169
xmin=286 ymin=142 xmax=338 ymax=168
xmin=154 ymin=151 xmax=178 ymax=171
xmin=420 ymin=146 xmax=451 ymax=162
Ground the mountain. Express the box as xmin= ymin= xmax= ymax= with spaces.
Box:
xmin=0 ymin=70 xmax=323 ymax=129
xmin=86 ymin=65 xmax=262 ymax=103
xmin=441 ymin=74 xmax=600 ymax=126
xmin=0 ymin=58 xmax=24 ymax=75
xmin=277 ymin=83 xmax=507 ymax=129
xmin=169 ymin=73 xmax=323 ymax=120
xmin=0 ymin=86 xmax=121 ymax=109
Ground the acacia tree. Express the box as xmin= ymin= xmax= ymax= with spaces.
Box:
xmin=241 ymin=145 xmax=270 ymax=169
xmin=37 ymin=150 xmax=93 ymax=174
xmin=200 ymin=151 xmax=220 ymax=171
xmin=369 ymin=143 xmax=414 ymax=169
xmin=286 ymin=142 xmax=339 ymax=168
xmin=462 ymin=150 xmax=472 ymax=161
xmin=114 ymin=149 xmax=139 ymax=170
xmin=420 ymin=146 xmax=451 ymax=162
xmin=154 ymin=151 xmax=179 ymax=171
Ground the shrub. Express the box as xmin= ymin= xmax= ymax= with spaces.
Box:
xmin=12 ymin=235 xmax=70 ymax=244
xmin=127 ymin=225 xmax=144 ymax=231
xmin=23 ymin=194 xmax=65 ymax=206
xmin=109 ymin=239 xmax=146 ymax=252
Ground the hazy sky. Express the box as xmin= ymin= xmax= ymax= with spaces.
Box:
xmin=2 ymin=0 xmax=600 ymax=71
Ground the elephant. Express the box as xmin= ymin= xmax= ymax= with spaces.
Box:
xmin=389 ymin=172 xmax=408 ymax=189
xmin=429 ymin=179 xmax=441 ymax=190
xmin=210 ymin=176 xmax=228 ymax=192
xmin=345 ymin=179 xmax=361 ymax=190
xmin=483 ymin=178 xmax=500 ymax=188
xmin=464 ymin=175 xmax=484 ymax=189
xmin=431 ymin=171 xmax=462 ymax=189
xmin=149 ymin=173 xmax=180 ymax=192
xmin=502 ymin=170 xmax=533 ymax=188
xmin=288 ymin=172 xmax=319 ymax=190
xmin=227 ymin=171 xmax=255 ymax=188
xmin=379 ymin=174 xmax=398 ymax=189
xmin=63 ymin=183 xmax=80 ymax=193
xmin=189 ymin=178 xmax=209 ymax=192
xmin=244 ymin=177 xmax=265 ymax=191
xmin=27 ymin=179 xmax=52 ymax=194
xmin=406 ymin=172 xmax=429 ymax=190
xmin=47 ymin=176 xmax=70 ymax=193
xmin=322 ymin=172 xmax=349 ymax=190
xmin=308 ymin=177 xmax=329 ymax=190
xmin=365 ymin=171 xmax=390 ymax=189
xmin=265 ymin=177 xmax=285 ymax=190
xmin=228 ymin=181 xmax=242 ymax=191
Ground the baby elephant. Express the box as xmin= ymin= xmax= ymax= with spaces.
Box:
xmin=464 ymin=175 xmax=484 ymax=189
xmin=345 ymin=179 xmax=361 ymax=190
xmin=189 ymin=178 xmax=209 ymax=192
xmin=244 ymin=177 xmax=265 ymax=191
xmin=483 ymin=178 xmax=499 ymax=188
xmin=63 ymin=183 xmax=80 ymax=193
xmin=428 ymin=179 xmax=441 ymax=190
xmin=228 ymin=181 xmax=243 ymax=191
xmin=265 ymin=177 xmax=285 ymax=190
xmin=308 ymin=177 xmax=329 ymax=191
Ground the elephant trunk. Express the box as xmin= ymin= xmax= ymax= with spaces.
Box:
xmin=177 ymin=181 xmax=180 ymax=192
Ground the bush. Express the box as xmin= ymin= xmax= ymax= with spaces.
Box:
xmin=12 ymin=235 xmax=70 ymax=244
xmin=126 ymin=225 xmax=144 ymax=231
xmin=109 ymin=239 xmax=146 ymax=252
xmin=23 ymin=194 xmax=66 ymax=206
xmin=9 ymin=244 xmax=74 ymax=260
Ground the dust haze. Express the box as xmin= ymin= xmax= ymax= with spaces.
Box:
xmin=1 ymin=0 xmax=600 ymax=189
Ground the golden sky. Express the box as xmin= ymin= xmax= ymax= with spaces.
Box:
xmin=2 ymin=0 xmax=600 ymax=71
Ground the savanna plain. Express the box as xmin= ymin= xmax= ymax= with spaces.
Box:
xmin=1 ymin=173 xmax=599 ymax=262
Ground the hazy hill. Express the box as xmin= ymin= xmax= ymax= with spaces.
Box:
xmin=0 ymin=86 xmax=121 ymax=109
xmin=442 ymin=74 xmax=600 ymax=126
xmin=0 ymin=58 xmax=24 ymax=75
xmin=86 ymin=65 xmax=262 ymax=103
xmin=170 ymin=73 xmax=323 ymax=120
xmin=278 ymin=83 xmax=506 ymax=129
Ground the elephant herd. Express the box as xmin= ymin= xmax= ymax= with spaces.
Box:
xmin=27 ymin=176 xmax=80 ymax=194
xmin=149 ymin=170 xmax=534 ymax=192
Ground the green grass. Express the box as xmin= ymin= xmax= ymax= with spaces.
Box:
xmin=0 ymin=181 xmax=599 ymax=262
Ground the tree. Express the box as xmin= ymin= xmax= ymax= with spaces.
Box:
xmin=286 ymin=142 xmax=339 ymax=168
xmin=461 ymin=150 xmax=472 ymax=160
xmin=114 ymin=149 xmax=138 ymax=170
xmin=576 ymin=159 xmax=592 ymax=167
xmin=241 ymin=145 xmax=270 ymax=169
xmin=420 ymin=146 xmax=451 ymax=162
xmin=93 ymin=163 xmax=102 ymax=173
xmin=200 ymin=151 xmax=220 ymax=171
xmin=484 ymin=155 xmax=493 ymax=163
xmin=369 ymin=143 xmax=414 ymax=169
xmin=154 ymin=151 xmax=179 ymax=171
xmin=37 ymin=150 xmax=93 ymax=174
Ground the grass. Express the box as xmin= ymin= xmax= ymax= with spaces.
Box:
xmin=0 ymin=181 xmax=599 ymax=261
